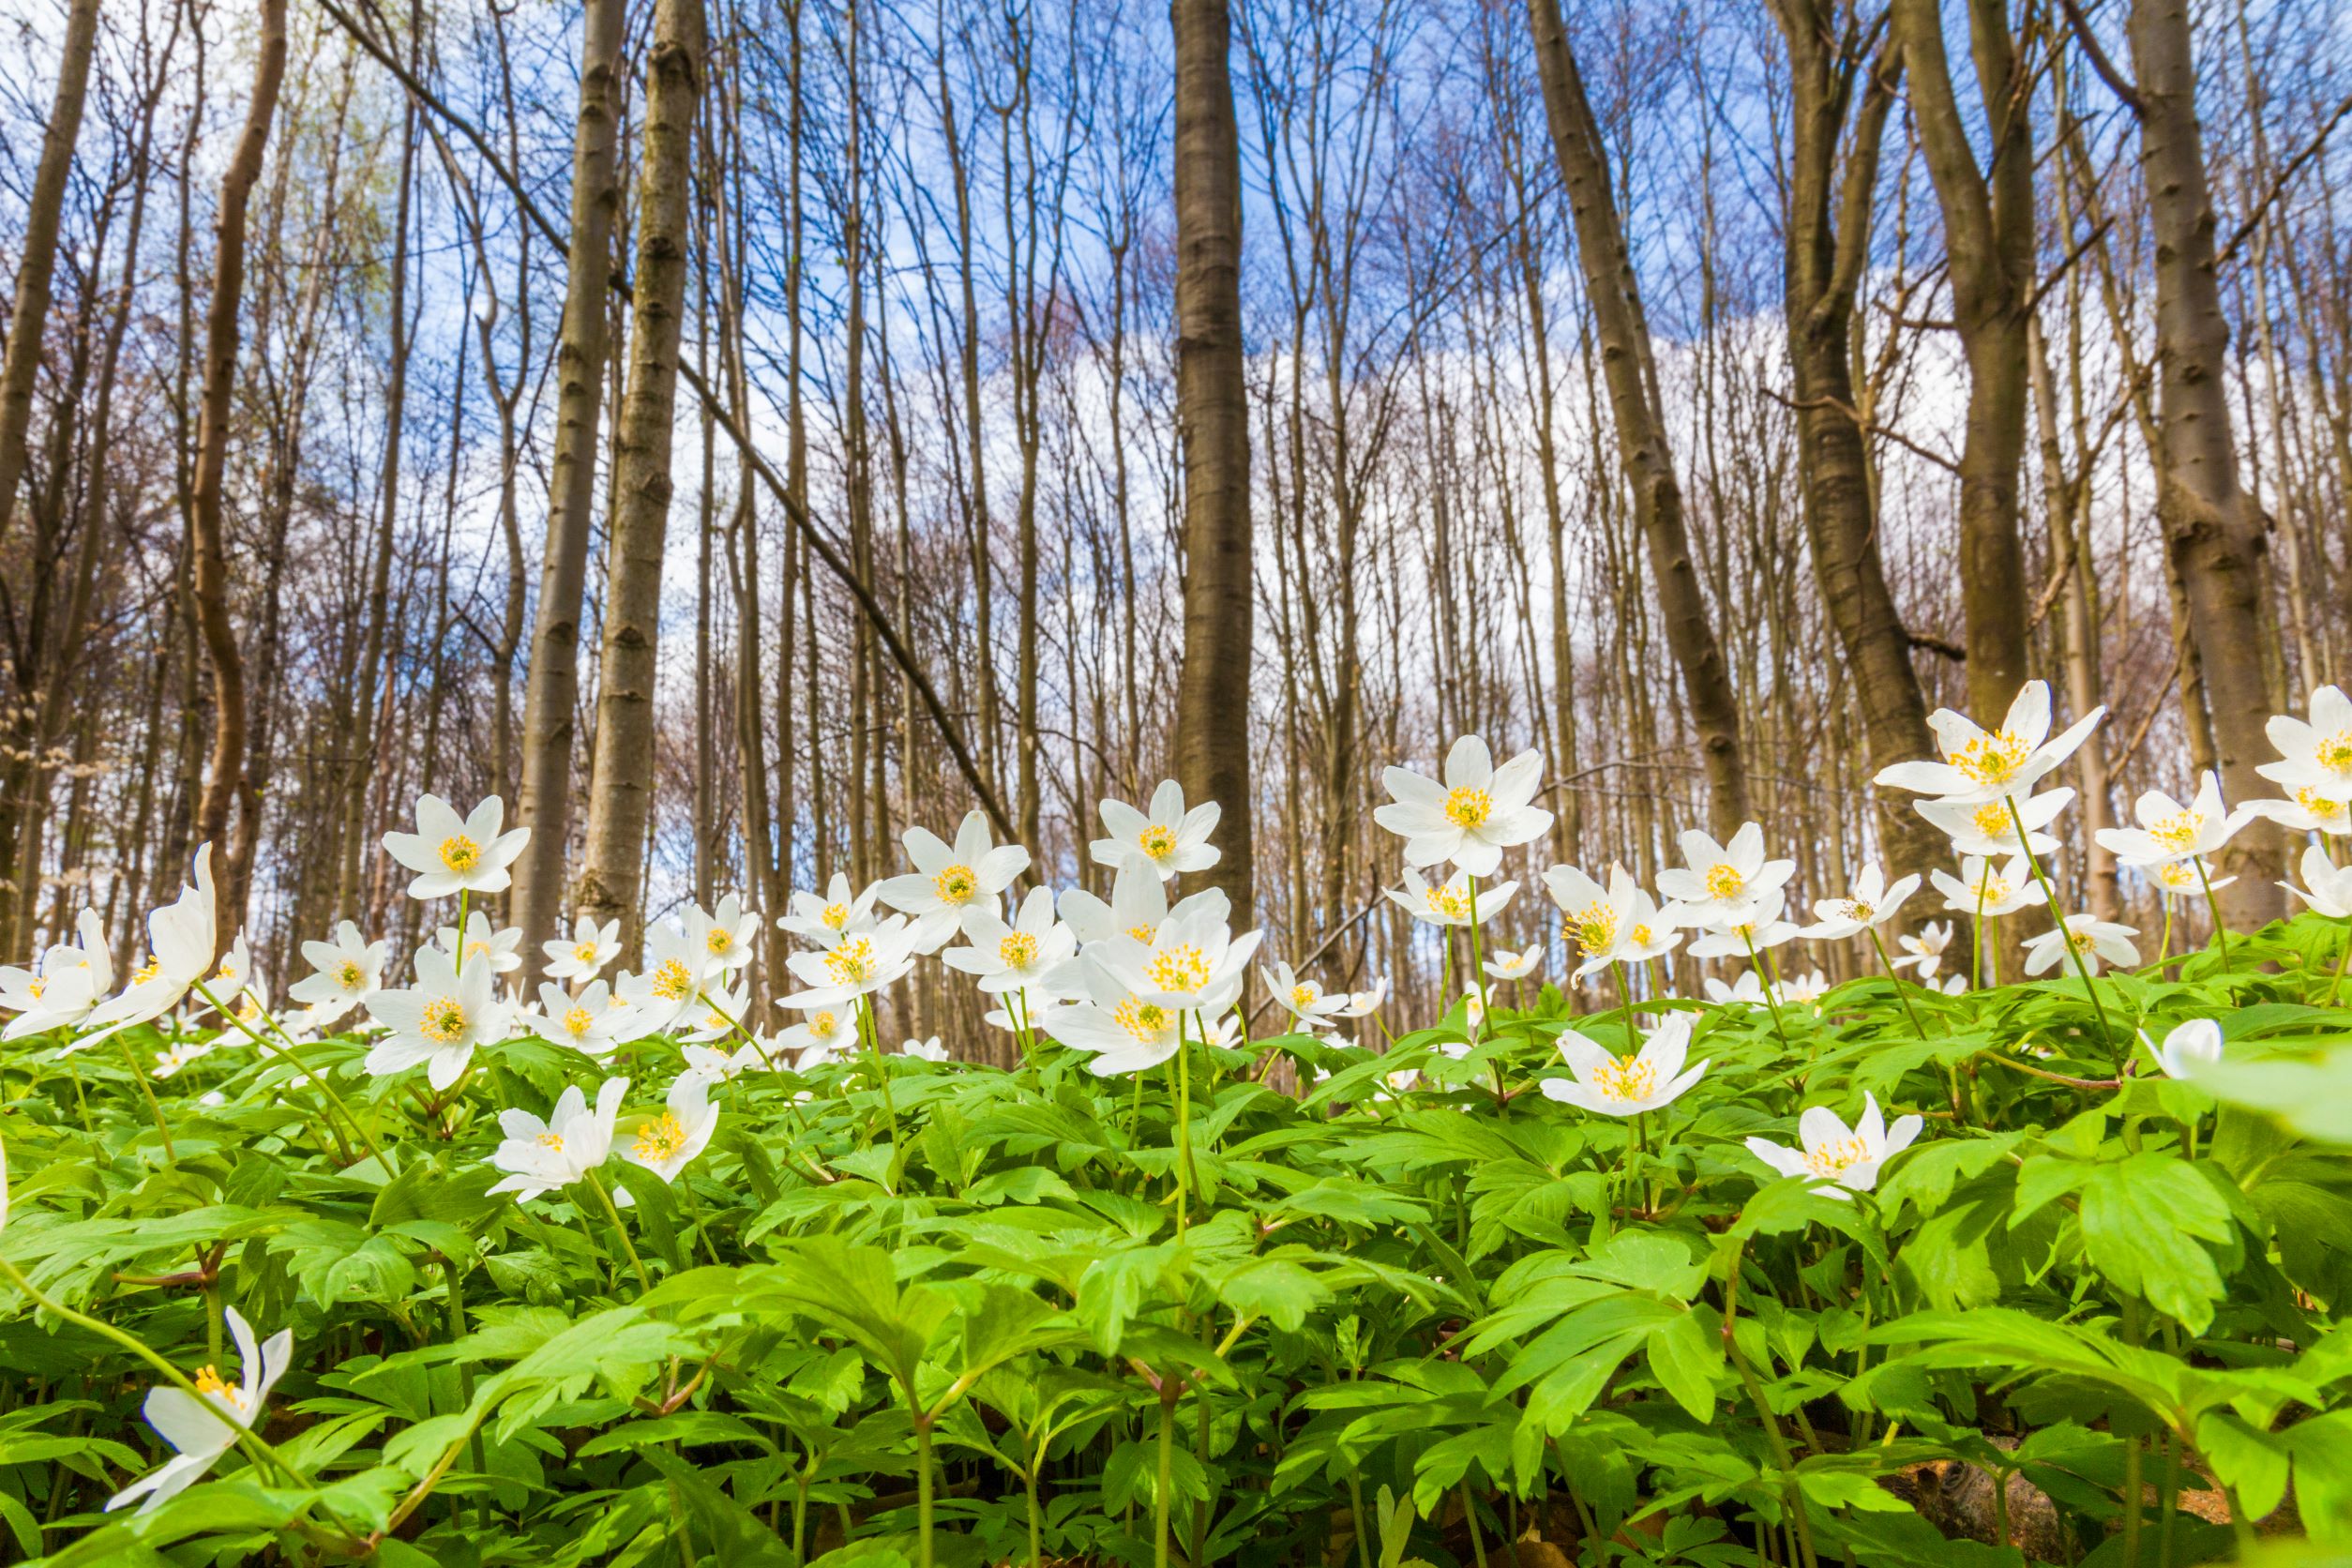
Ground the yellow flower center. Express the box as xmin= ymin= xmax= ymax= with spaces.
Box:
xmin=2154 ymin=862 xmax=2198 ymax=891
xmin=1138 ymin=823 xmax=1178 ymax=861
xmin=1803 ymin=1136 xmax=1870 ymax=1181
xmin=131 ymin=953 xmax=160 ymax=985
xmin=467 ymin=941 xmax=491 ymax=959
xmin=933 ymin=864 xmax=978 ymax=904
xmin=706 ymin=928 xmax=733 ymax=955
xmin=1424 ymin=883 xmax=1471 ymax=921
xmin=1570 ymin=900 xmax=1618 ymax=954
xmin=823 ymin=939 xmax=878 ymax=987
xmin=812 ymin=1010 xmax=839 ymax=1038
xmin=1950 ymin=729 xmax=2032 ymax=788
xmin=2296 ymin=787 xmax=2347 ymax=822
xmin=537 ymin=1130 xmax=564 ymax=1151
xmin=25 ymin=977 xmax=42 ymax=999
xmin=438 ymin=835 xmax=481 ymax=874
xmin=1703 ymin=863 xmax=1746 ymax=900
xmin=1290 ymin=984 xmax=1316 ymax=1009
xmin=1145 ymin=944 xmax=1212 ymax=994
xmin=633 ymin=1110 xmax=689 ymax=1164
xmin=1126 ymin=923 xmax=1156 ymax=942
xmin=420 ymin=997 xmax=468 ymax=1044
xmin=337 ymin=960 xmax=364 ymax=988
xmin=564 ymin=1005 xmax=595 ymax=1037
xmin=2146 ymin=810 xmax=2203 ymax=852
xmin=2318 ymin=730 xmax=2352 ymax=776
xmin=1970 ymin=802 xmax=2012 ymax=838
xmin=1841 ymin=899 xmax=1874 ymax=924
xmin=822 ymin=902 xmax=850 ymax=929
xmin=1630 ymin=923 xmax=1654 ymax=946
xmin=650 ymin=957 xmax=696 ymax=1002
xmin=1113 ymin=998 xmax=1170 ymax=1041
xmin=1443 ymin=786 xmax=1493 ymax=829
xmin=2067 ymin=927 xmax=2099 ymax=955
xmin=1592 ymin=1052 xmax=1658 ymax=1105
xmin=573 ymin=941 xmax=599 ymax=963
xmin=998 ymin=931 xmax=1039 ymax=969
xmin=193 ymin=1366 xmax=248 ymax=1409
xmin=1980 ymin=876 xmax=2013 ymax=903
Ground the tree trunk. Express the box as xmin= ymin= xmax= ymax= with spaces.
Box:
xmin=1169 ymin=0 xmax=1254 ymax=914
xmin=188 ymin=0 xmax=289 ymax=941
xmin=1526 ymin=0 xmax=1750 ymax=837
xmin=576 ymin=0 xmax=707 ymax=948
xmin=2124 ymin=0 xmax=2285 ymax=925
xmin=512 ymin=0 xmax=626 ymax=978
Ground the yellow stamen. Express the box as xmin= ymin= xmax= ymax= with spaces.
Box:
xmin=438 ymin=834 xmax=481 ymax=874
xmin=1592 ymin=1052 xmax=1658 ymax=1105
xmin=650 ymin=957 xmax=695 ymax=1002
xmin=1138 ymin=823 xmax=1178 ymax=861
xmin=633 ymin=1111 xmax=688 ymax=1164
xmin=1443 ymin=786 xmax=1493 ymax=830
xmin=932 ymin=864 xmax=978 ymax=904
xmin=564 ymin=1005 xmax=596 ymax=1037
xmin=420 ymin=997 xmax=468 ymax=1044
xmin=1145 ymin=944 xmax=1212 ymax=993
xmin=1703 ymin=863 xmax=1746 ymax=900
xmin=998 ymin=931 xmax=1039 ymax=969
xmin=1113 ymin=998 xmax=1170 ymax=1042
xmin=823 ymin=939 xmax=879 ymax=988
xmin=1803 ymin=1137 xmax=1870 ymax=1181
xmin=1949 ymin=729 xmax=2033 ymax=788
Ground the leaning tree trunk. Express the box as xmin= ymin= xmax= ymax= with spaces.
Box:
xmin=511 ymin=0 xmax=626 ymax=980
xmin=1527 ymin=0 xmax=1750 ymax=838
xmin=575 ymin=0 xmax=707 ymax=950
xmin=1892 ymin=0 xmax=2033 ymax=719
xmin=0 ymin=0 xmax=100 ymax=548
xmin=1169 ymin=0 xmax=1255 ymax=915
xmin=2125 ymin=0 xmax=2284 ymax=926
xmin=1768 ymin=2 xmax=1945 ymax=887
xmin=188 ymin=0 xmax=289 ymax=941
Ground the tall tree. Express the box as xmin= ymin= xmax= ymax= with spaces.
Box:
xmin=1525 ymin=0 xmax=1751 ymax=837
xmin=1169 ymin=0 xmax=1254 ymax=914
xmin=2116 ymin=0 xmax=2285 ymax=922
xmin=511 ymin=0 xmax=626 ymax=977
xmin=576 ymin=0 xmax=709 ymax=945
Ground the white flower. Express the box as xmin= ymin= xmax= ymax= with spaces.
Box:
xmin=1540 ymin=1014 xmax=1707 ymax=1117
xmin=2147 ymin=1018 xmax=2224 ymax=1080
xmin=2148 ymin=859 xmax=2233 ymax=903
xmin=1873 ymin=681 xmax=2104 ymax=806
xmin=2258 ymin=685 xmax=2352 ymax=804
xmin=529 ymin=979 xmax=635 ymax=1059
xmin=1702 ymin=971 xmax=1772 ymax=1010
xmin=1778 ymin=970 xmax=1832 ymax=1006
xmin=776 ymin=1003 xmax=855 ymax=1065
xmin=2284 ymin=845 xmax=2352 ymax=919
xmin=1048 ymin=960 xmax=1189 ymax=1077
xmin=1917 ymin=788 xmax=2073 ymax=858
xmin=80 ymin=845 xmax=223 ymax=1047
xmin=1334 ymin=977 xmax=1390 ymax=1017
xmin=686 ymin=894 xmax=761 ymax=973
xmin=777 ymin=873 xmax=881 ymax=950
xmin=619 ymin=1076 xmax=718 ymax=1184
xmin=382 ymin=794 xmax=529 ymax=900
xmin=1484 ymin=945 xmax=1542 ymax=980
xmin=899 ymin=1034 xmax=950 ymax=1061
xmin=1264 ymin=961 xmax=1349 ymax=1031
xmin=1093 ymin=904 xmax=1261 ymax=1015
xmin=150 ymin=1037 xmax=218 ymax=1080
xmin=1892 ymin=920 xmax=1954 ymax=979
xmin=1374 ymin=734 xmax=1553 ymax=878
xmin=105 ymin=1306 xmax=290 ymax=1514
xmin=1385 ymin=867 xmax=1516 ymax=928
xmin=433 ymin=910 xmax=523 ymax=975
xmin=679 ymin=982 xmax=752 ymax=1045
xmin=0 ymin=910 xmax=112 ymax=1038
xmin=1092 ymin=778 xmax=1221 ymax=880
xmin=943 ymin=887 xmax=1076 ymax=996
xmin=543 ymin=916 xmax=622 ymax=983
xmin=680 ymin=1041 xmax=759 ymax=1089
xmin=363 ymin=946 xmax=515 ymax=1090
xmin=1656 ymin=824 xmax=1796 ymax=929
xmin=1802 ymin=863 xmax=1921 ymax=941
xmin=1687 ymin=890 xmax=1801 ymax=959
xmin=2094 ymin=773 xmax=2249 ymax=868
xmin=877 ymin=810 xmax=1032 ymax=953
xmin=618 ymin=919 xmax=719 ymax=1032
xmin=2024 ymin=913 xmax=2140 ymax=977
xmin=781 ymin=915 xmax=919 ymax=1007
xmin=1545 ymin=863 xmax=1680 ymax=978
xmin=2240 ymin=787 xmax=2352 ymax=837
xmin=286 ymin=920 xmax=384 ymax=1028
xmin=488 ymin=1078 xmax=627 ymax=1201
xmin=1743 ymin=1093 xmax=1921 ymax=1199
xmin=1929 ymin=855 xmax=2039 ymax=919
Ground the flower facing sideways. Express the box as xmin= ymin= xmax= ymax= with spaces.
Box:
xmin=2258 ymin=684 xmax=2352 ymax=805
xmin=1375 ymin=734 xmax=1552 ymax=878
xmin=0 ymin=910 xmax=112 ymax=1039
xmin=1545 ymin=863 xmax=1679 ymax=979
xmin=488 ymin=1078 xmax=628 ymax=1201
xmin=1385 ymin=867 xmax=1516 ymax=929
xmin=2024 ymin=913 xmax=2140 ymax=978
xmin=1541 ymin=1014 xmax=1708 ymax=1117
xmin=781 ymin=916 xmax=919 ymax=1008
xmin=900 ymin=1035 xmax=950 ymax=1061
xmin=1873 ymin=680 xmax=2104 ymax=806
xmin=1686 ymin=889 xmax=1801 ymax=960
xmin=1892 ymin=920 xmax=1954 ymax=980
xmin=2147 ymin=1018 xmax=2224 ymax=1080
xmin=382 ymin=793 xmax=530 ymax=900
xmin=434 ymin=910 xmax=523 ymax=975
xmin=1801 ymin=863 xmax=1921 ymax=941
xmin=80 ymin=844 xmax=223 ymax=1047
xmin=776 ymin=1003 xmax=855 ymax=1065
xmin=2149 ymin=859 xmax=2234 ymax=904
xmin=2094 ymin=773 xmax=2249 ymax=868
xmin=1264 ymin=960 xmax=1350 ymax=1032
xmin=619 ymin=1076 xmax=719 ymax=1184
xmin=1744 ymin=1093 xmax=1921 ymax=1199
xmin=1092 ymin=777 xmax=1221 ymax=881
xmin=1484 ymin=945 xmax=1542 ymax=981
xmin=1930 ymin=856 xmax=2040 ymax=920
xmin=2284 ymin=846 xmax=2352 ymax=920
xmin=1048 ymin=958 xmax=1189 ymax=1077
xmin=106 ymin=1306 xmax=291 ymax=1514
xmin=777 ymin=873 xmax=881 ymax=950
xmin=943 ymin=887 xmax=1076 ymax=996
xmin=1917 ymin=788 xmax=2073 ymax=859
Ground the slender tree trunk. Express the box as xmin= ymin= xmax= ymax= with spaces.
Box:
xmin=1169 ymin=0 xmax=1254 ymax=913
xmin=576 ymin=0 xmax=708 ymax=947
xmin=2124 ymin=0 xmax=2284 ymax=924
xmin=188 ymin=0 xmax=289 ymax=939
xmin=512 ymin=0 xmax=626 ymax=977
xmin=1526 ymin=0 xmax=1749 ymax=837
xmin=0 ymin=0 xmax=100 ymax=548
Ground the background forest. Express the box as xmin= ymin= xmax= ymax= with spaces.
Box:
xmin=0 ymin=0 xmax=2344 ymax=1033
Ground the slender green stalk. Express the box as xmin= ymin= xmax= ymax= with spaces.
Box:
xmin=857 ymin=996 xmax=899 ymax=1144
xmin=2005 ymin=794 xmax=2118 ymax=1054
xmin=915 ymin=1419 xmax=937 ymax=1568
xmin=1741 ymin=930 xmax=1794 ymax=1052
xmin=580 ymin=1168 xmax=652 ymax=1295
xmin=2191 ymin=856 xmax=2233 ymax=970
xmin=1153 ymin=1393 xmax=1176 ymax=1568
xmin=190 ymin=979 xmax=379 ymax=1165
xmin=1464 ymin=873 xmax=1493 ymax=1026
xmin=2328 ymin=925 xmax=2352 ymax=1007
xmin=1866 ymin=928 xmax=1929 ymax=1041
xmin=114 ymin=1040 xmax=174 ymax=1160
xmin=452 ymin=889 xmax=471 ymax=976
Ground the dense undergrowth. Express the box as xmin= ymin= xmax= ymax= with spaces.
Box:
xmin=3 ymin=686 xmax=2352 ymax=1567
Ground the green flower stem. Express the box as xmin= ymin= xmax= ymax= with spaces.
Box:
xmin=2005 ymin=793 xmax=2118 ymax=1057
xmin=1610 ymin=959 xmax=1638 ymax=1052
xmin=1972 ymin=883 xmax=1987 ymax=991
xmin=1153 ymin=1388 xmax=1176 ymax=1568
xmin=580 ymin=1168 xmax=652 ymax=1296
xmin=2192 ymin=856 xmax=2234 ymax=971
xmin=699 ymin=987 xmax=776 ymax=1070
xmin=1741 ymin=930 xmax=1794 ymax=1053
xmin=1866 ymin=929 xmax=1929 ymax=1042
xmin=452 ymin=889 xmax=470 ymax=977
xmin=915 ymin=1418 xmax=938 ymax=1568
xmin=1464 ymin=874 xmax=1493 ymax=1028
xmin=190 ymin=980 xmax=380 ymax=1167
xmin=114 ymin=1040 xmax=174 ymax=1160
xmin=857 ymin=997 xmax=899 ymax=1144
xmin=2327 ymin=923 xmax=2352 ymax=1007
